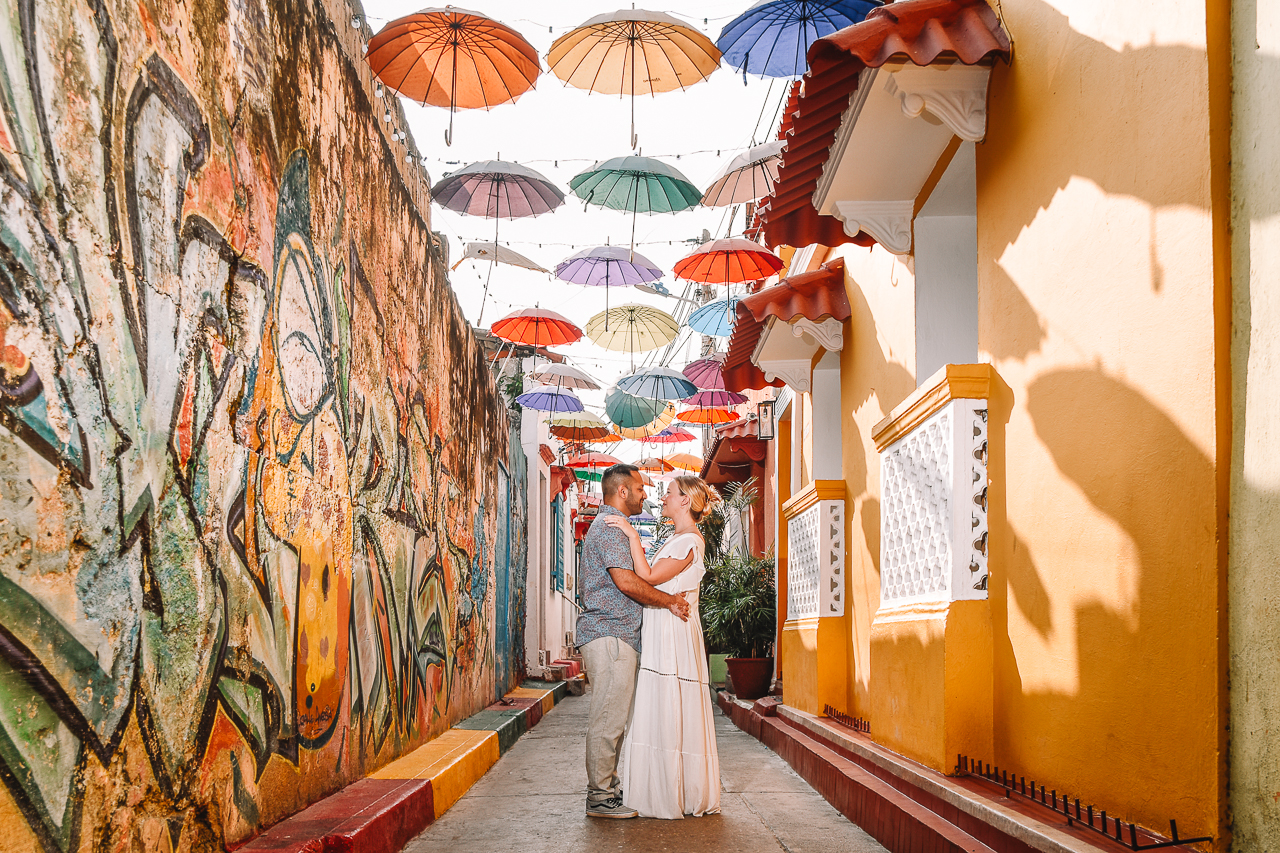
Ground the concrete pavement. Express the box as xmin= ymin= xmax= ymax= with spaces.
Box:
xmin=404 ymin=690 xmax=886 ymax=853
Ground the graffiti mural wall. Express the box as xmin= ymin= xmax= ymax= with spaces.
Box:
xmin=0 ymin=0 xmax=516 ymax=848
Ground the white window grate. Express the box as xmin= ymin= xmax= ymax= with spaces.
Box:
xmin=787 ymin=504 xmax=821 ymax=620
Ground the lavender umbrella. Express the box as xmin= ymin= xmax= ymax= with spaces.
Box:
xmin=555 ymin=245 xmax=663 ymax=326
xmin=432 ymin=159 xmax=565 ymax=322
xmin=514 ymin=384 xmax=585 ymax=413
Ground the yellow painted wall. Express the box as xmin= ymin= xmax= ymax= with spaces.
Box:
xmin=975 ymin=0 xmax=1228 ymax=842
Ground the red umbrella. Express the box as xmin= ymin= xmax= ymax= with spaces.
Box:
xmin=565 ymin=452 xmax=623 ymax=469
xmin=640 ymin=427 xmax=696 ymax=444
xmin=673 ymin=237 xmax=784 ymax=285
xmin=491 ymin=307 xmax=582 ymax=346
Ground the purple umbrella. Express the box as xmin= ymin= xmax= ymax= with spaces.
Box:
xmin=432 ymin=159 xmax=565 ymax=322
xmin=514 ymin=384 xmax=585 ymax=414
xmin=555 ymin=245 xmax=663 ymax=325
xmin=682 ymin=353 xmax=727 ymax=390
xmin=683 ymin=388 xmax=747 ymax=407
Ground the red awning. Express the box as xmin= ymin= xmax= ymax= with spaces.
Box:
xmin=756 ymin=0 xmax=1011 ymax=250
xmin=549 ymin=465 xmax=576 ymax=503
xmin=723 ymin=259 xmax=850 ymax=393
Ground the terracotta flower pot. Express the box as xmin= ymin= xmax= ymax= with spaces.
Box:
xmin=724 ymin=657 xmax=774 ymax=701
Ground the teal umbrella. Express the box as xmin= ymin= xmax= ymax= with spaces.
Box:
xmin=605 ymin=387 xmax=668 ymax=429
xmin=570 ymin=155 xmax=702 ymax=250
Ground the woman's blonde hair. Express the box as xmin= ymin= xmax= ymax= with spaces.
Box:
xmin=672 ymin=475 xmax=721 ymax=523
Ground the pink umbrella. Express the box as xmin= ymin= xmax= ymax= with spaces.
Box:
xmin=684 ymin=389 xmax=747 ymax=407
xmin=640 ymin=427 xmax=696 ymax=444
xmin=682 ymin=354 xmax=727 ymax=390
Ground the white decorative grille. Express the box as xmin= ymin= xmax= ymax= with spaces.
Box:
xmin=879 ymin=399 xmax=989 ymax=606
xmin=788 ymin=498 xmax=846 ymax=620
xmin=787 ymin=504 xmax=821 ymax=619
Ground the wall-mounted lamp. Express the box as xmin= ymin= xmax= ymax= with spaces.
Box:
xmin=756 ymin=399 xmax=776 ymax=441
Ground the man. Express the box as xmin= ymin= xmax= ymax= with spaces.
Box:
xmin=576 ymin=463 xmax=690 ymax=819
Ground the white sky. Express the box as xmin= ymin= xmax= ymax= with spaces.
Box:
xmin=363 ymin=0 xmax=789 ymax=460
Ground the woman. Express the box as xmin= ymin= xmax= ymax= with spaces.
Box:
xmin=605 ymin=475 xmax=721 ymax=819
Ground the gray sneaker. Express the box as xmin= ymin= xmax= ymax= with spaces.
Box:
xmin=586 ymin=796 xmax=638 ymax=819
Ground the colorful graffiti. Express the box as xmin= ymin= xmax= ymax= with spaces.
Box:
xmin=0 ymin=0 xmax=516 ymax=848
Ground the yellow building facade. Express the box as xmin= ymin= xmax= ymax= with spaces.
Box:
xmin=734 ymin=0 xmax=1231 ymax=846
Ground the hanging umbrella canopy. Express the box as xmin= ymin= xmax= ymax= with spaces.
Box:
xmin=677 ymin=405 xmax=737 ymax=425
xmin=547 ymin=10 xmax=722 ymax=146
xmin=629 ymin=511 xmax=658 ymax=524
xmin=491 ymin=308 xmax=582 ymax=347
xmin=635 ymin=456 xmax=675 ymax=474
xmin=549 ymin=412 xmax=611 ymax=442
xmin=530 ymin=363 xmax=600 ymax=391
xmin=431 ymin=160 xmax=564 ymax=218
xmin=366 ymin=8 xmax=542 ymax=145
xmin=571 ymin=156 xmax=703 ymax=215
xmin=687 ymin=298 xmax=742 ymax=337
xmin=605 ymin=387 xmax=668 ymax=429
xmin=514 ymin=385 xmax=585 ymax=413
xmin=663 ymin=452 xmax=703 ymax=472
xmin=615 ymin=402 xmax=677 ymax=439
xmin=555 ymin=245 xmax=663 ymax=287
xmin=716 ymin=0 xmax=882 ymax=79
xmin=684 ymin=388 xmax=748 ymax=407
xmin=585 ymin=304 xmax=679 ymax=353
xmin=593 ymin=431 xmax=625 ymax=445
xmin=452 ymin=241 xmax=549 ymax=273
xmin=640 ymin=426 xmax=696 ymax=444
xmin=702 ymin=140 xmax=787 ymax=207
xmin=673 ymin=237 xmax=785 ymax=285
xmin=683 ymin=353 xmax=728 ymax=390
xmin=617 ymin=366 xmax=698 ymax=401
xmin=566 ymin=452 xmax=624 ymax=469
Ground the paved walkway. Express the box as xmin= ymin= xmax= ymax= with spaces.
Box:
xmin=404 ymin=690 xmax=886 ymax=853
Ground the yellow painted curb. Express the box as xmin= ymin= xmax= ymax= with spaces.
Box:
xmin=370 ymin=728 xmax=500 ymax=818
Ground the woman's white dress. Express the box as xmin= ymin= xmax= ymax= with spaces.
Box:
xmin=620 ymin=532 xmax=721 ymax=819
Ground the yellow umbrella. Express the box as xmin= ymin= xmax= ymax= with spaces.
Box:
xmin=615 ymin=402 xmax=677 ymax=440
xmin=663 ymin=452 xmax=703 ymax=472
xmin=547 ymin=9 xmax=721 ymax=147
xmin=584 ymin=304 xmax=679 ymax=353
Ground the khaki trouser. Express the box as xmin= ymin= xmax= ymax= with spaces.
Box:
xmin=580 ymin=636 xmax=639 ymax=804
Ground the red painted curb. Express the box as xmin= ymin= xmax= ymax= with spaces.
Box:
xmin=237 ymin=778 xmax=434 ymax=853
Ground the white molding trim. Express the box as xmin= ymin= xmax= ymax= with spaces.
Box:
xmin=791 ymin=317 xmax=845 ymax=352
xmin=833 ymin=200 xmax=914 ymax=254
xmin=813 ymin=67 xmax=879 ymax=212
xmin=884 ymin=64 xmax=993 ymax=143
xmin=762 ymin=358 xmax=814 ymax=393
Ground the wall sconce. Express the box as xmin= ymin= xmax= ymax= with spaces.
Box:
xmin=756 ymin=399 xmax=776 ymax=441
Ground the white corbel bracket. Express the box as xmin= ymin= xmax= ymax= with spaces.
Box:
xmin=884 ymin=63 xmax=994 ymax=144
xmin=833 ymin=200 xmax=914 ymax=255
xmin=762 ymin=358 xmax=815 ymax=393
xmin=791 ymin=317 xmax=845 ymax=352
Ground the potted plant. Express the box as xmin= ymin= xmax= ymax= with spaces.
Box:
xmin=699 ymin=549 xmax=776 ymax=700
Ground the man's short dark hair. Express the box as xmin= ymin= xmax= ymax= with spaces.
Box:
xmin=601 ymin=463 xmax=640 ymax=499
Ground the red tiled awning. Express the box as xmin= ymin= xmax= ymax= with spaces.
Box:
xmin=549 ymin=465 xmax=576 ymax=503
xmin=723 ymin=259 xmax=850 ymax=393
xmin=756 ymin=0 xmax=1011 ymax=250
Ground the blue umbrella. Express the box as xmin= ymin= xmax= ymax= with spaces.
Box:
xmin=717 ymin=0 xmax=882 ymax=79
xmin=515 ymin=385 xmax=585 ymax=414
xmin=687 ymin=298 xmax=742 ymax=337
xmin=617 ymin=366 xmax=699 ymax=401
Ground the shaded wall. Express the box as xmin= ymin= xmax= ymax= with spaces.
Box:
xmin=1228 ymin=0 xmax=1280 ymax=848
xmin=0 ymin=0 xmax=516 ymax=848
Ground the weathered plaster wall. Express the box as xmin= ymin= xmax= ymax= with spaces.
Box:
xmin=1229 ymin=0 xmax=1280 ymax=848
xmin=0 ymin=0 xmax=517 ymax=848
xmin=977 ymin=0 xmax=1229 ymax=842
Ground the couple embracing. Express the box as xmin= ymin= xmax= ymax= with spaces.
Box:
xmin=575 ymin=463 xmax=722 ymax=820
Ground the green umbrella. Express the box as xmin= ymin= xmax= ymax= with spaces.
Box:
xmin=605 ymin=387 xmax=668 ymax=429
xmin=570 ymin=155 xmax=702 ymax=250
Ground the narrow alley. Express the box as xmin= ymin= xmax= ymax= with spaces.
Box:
xmin=406 ymin=690 xmax=885 ymax=853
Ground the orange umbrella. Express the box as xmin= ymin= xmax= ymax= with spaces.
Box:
xmin=677 ymin=406 xmax=737 ymax=425
xmin=593 ymin=432 xmax=624 ymax=445
xmin=615 ymin=402 xmax=677 ymax=440
xmin=549 ymin=413 xmax=611 ymax=442
xmin=663 ymin=452 xmax=702 ymax=472
xmin=673 ymin=237 xmax=784 ymax=285
xmin=366 ymin=8 xmax=541 ymax=145
xmin=636 ymin=456 xmax=675 ymax=474
xmin=491 ymin=307 xmax=582 ymax=347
